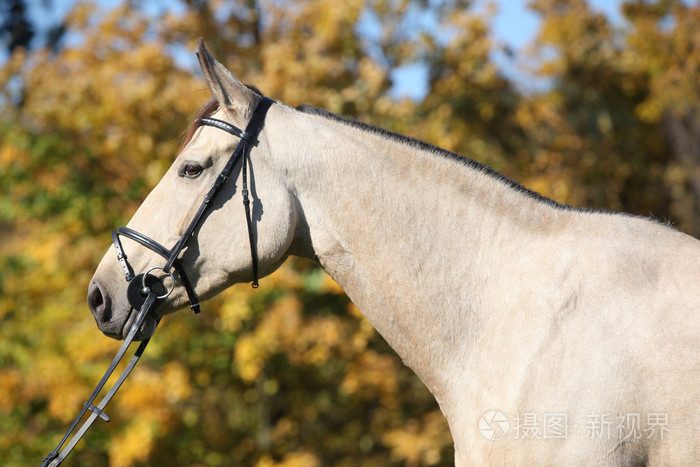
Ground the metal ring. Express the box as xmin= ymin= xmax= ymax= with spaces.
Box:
xmin=142 ymin=266 xmax=175 ymax=300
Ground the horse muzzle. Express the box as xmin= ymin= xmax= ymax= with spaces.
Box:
xmin=87 ymin=267 xmax=172 ymax=340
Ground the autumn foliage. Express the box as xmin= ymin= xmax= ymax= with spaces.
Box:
xmin=1 ymin=1 xmax=699 ymax=465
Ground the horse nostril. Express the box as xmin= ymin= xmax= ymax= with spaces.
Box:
xmin=88 ymin=281 xmax=112 ymax=323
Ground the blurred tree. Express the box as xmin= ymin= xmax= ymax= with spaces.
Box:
xmin=411 ymin=6 xmax=526 ymax=173
xmin=621 ymin=0 xmax=700 ymax=234
xmin=517 ymin=0 xmax=668 ymax=216
xmin=0 ymin=0 xmax=34 ymax=53
xmin=0 ymin=0 xmax=67 ymax=108
xmin=514 ymin=0 xmax=700 ymax=235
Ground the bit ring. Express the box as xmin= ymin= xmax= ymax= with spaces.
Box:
xmin=141 ymin=266 xmax=175 ymax=299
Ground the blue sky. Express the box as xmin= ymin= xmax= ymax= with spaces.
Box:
xmin=22 ymin=0 xmax=628 ymax=99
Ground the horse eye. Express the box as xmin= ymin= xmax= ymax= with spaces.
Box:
xmin=181 ymin=163 xmax=203 ymax=179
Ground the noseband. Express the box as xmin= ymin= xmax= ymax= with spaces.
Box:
xmin=41 ymin=97 xmax=274 ymax=466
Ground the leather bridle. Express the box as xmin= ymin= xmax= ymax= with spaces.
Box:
xmin=115 ymin=96 xmax=274 ymax=312
xmin=41 ymin=96 xmax=274 ymax=466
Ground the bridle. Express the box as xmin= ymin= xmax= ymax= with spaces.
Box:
xmin=41 ymin=96 xmax=275 ymax=466
xmin=115 ymin=96 xmax=274 ymax=312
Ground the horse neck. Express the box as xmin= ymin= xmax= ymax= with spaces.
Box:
xmin=268 ymin=106 xmax=571 ymax=398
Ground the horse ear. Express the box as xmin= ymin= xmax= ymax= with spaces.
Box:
xmin=195 ymin=38 xmax=259 ymax=119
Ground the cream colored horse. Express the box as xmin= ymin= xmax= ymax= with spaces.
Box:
xmin=88 ymin=41 xmax=700 ymax=465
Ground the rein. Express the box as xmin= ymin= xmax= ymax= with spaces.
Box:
xmin=41 ymin=97 xmax=274 ymax=466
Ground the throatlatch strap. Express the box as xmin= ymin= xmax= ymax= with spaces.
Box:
xmin=242 ymin=150 xmax=259 ymax=287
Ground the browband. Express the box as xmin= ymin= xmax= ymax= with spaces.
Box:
xmin=199 ymin=117 xmax=258 ymax=144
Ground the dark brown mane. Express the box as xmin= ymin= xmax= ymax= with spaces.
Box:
xmin=178 ymin=98 xmax=219 ymax=154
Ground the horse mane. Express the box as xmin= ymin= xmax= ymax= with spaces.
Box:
xmin=295 ymin=104 xmax=570 ymax=211
xmin=178 ymin=98 xmax=220 ymax=154
xmin=294 ymin=104 xmax=678 ymax=228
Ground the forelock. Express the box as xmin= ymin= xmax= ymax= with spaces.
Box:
xmin=178 ymin=98 xmax=220 ymax=154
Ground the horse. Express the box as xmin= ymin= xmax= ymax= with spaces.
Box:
xmin=87 ymin=39 xmax=700 ymax=465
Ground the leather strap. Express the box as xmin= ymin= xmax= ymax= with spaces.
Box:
xmin=112 ymin=230 xmax=134 ymax=282
xmin=199 ymin=117 xmax=257 ymax=144
xmin=241 ymin=147 xmax=259 ymax=287
xmin=41 ymin=293 xmax=159 ymax=466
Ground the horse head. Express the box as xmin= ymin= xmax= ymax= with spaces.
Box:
xmin=88 ymin=40 xmax=298 ymax=339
